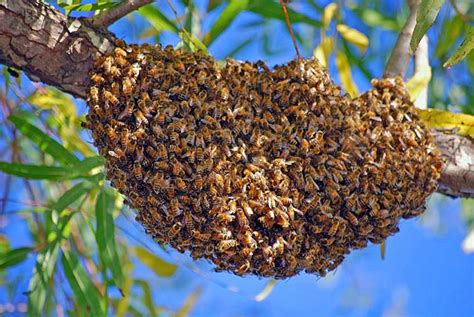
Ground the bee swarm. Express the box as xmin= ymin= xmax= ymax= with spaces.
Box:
xmin=84 ymin=43 xmax=443 ymax=279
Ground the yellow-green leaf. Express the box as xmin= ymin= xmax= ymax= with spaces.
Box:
xmin=406 ymin=60 xmax=432 ymax=100
xmin=255 ymin=279 xmax=276 ymax=302
xmin=133 ymin=246 xmax=177 ymax=277
xmin=313 ymin=37 xmax=334 ymax=68
xmin=28 ymin=88 xmax=76 ymax=117
xmin=380 ymin=241 xmax=386 ymax=260
xmin=444 ymin=25 xmax=474 ymax=68
xmin=335 ymin=51 xmax=359 ymax=98
xmin=174 ymin=286 xmax=202 ymax=317
xmin=336 ymin=24 xmax=369 ymax=54
xmin=322 ymin=3 xmax=338 ymax=30
xmin=417 ymin=109 xmax=474 ymax=137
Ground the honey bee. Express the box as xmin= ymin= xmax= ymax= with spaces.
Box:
xmin=132 ymin=161 xmax=142 ymax=180
xmin=327 ymin=220 xmax=340 ymax=236
xmin=175 ymin=177 xmax=187 ymax=191
xmin=90 ymin=86 xmax=99 ymax=103
xmin=135 ymin=110 xmax=149 ymax=126
xmin=122 ymin=77 xmax=134 ymax=95
xmin=191 ymin=230 xmax=211 ymax=241
xmin=91 ymin=73 xmax=105 ymax=85
xmin=217 ymin=239 xmax=237 ymax=252
xmin=346 ymin=211 xmax=359 ymax=226
xmin=235 ymin=260 xmax=250 ymax=275
xmin=170 ymin=222 xmax=183 ymax=236
xmin=103 ymin=90 xmax=119 ymax=106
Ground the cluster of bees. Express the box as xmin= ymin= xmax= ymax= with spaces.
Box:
xmin=84 ymin=42 xmax=443 ymax=278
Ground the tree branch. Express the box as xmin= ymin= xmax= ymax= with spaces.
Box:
xmin=413 ymin=35 xmax=429 ymax=109
xmin=384 ymin=0 xmax=421 ymax=78
xmin=0 ymin=0 xmax=117 ymax=99
xmin=0 ymin=0 xmax=473 ymax=198
xmin=91 ymin=0 xmax=154 ymax=28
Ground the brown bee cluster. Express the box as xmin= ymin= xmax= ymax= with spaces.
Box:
xmin=83 ymin=42 xmax=443 ymax=279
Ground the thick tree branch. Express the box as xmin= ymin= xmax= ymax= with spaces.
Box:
xmin=384 ymin=0 xmax=421 ymax=78
xmin=0 ymin=0 xmax=117 ymax=99
xmin=0 ymin=0 xmax=473 ymax=198
xmin=91 ymin=0 xmax=154 ymax=27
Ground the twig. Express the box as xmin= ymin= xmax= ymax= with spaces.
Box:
xmin=91 ymin=0 xmax=154 ymax=27
xmin=413 ymin=35 xmax=429 ymax=109
xmin=280 ymin=0 xmax=302 ymax=61
xmin=383 ymin=0 xmax=421 ymax=78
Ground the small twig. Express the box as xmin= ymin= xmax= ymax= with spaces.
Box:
xmin=413 ymin=35 xmax=429 ymax=109
xmin=91 ymin=0 xmax=154 ymax=27
xmin=280 ymin=0 xmax=302 ymax=61
xmin=383 ymin=0 xmax=421 ymax=78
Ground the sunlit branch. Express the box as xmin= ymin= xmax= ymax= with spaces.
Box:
xmin=91 ymin=0 xmax=154 ymax=27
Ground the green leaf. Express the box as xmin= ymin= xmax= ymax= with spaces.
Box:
xmin=27 ymin=244 xmax=60 ymax=317
xmin=207 ymin=0 xmax=224 ymax=12
xmin=139 ymin=4 xmax=179 ymax=33
xmin=95 ymin=188 xmax=124 ymax=289
xmin=53 ymin=181 xmax=96 ymax=213
xmin=0 ymin=162 xmax=75 ymax=180
xmin=135 ymin=279 xmax=157 ymax=317
xmin=444 ymin=25 xmax=474 ymax=68
xmin=203 ymin=0 xmax=249 ymax=46
xmin=353 ymin=7 xmax=401 ymax=31
xmin=247 ymin=0 xmax=321 ymax=27
xmin=61 ymin=250 xmax=106 ymax=317
xmin=58 ymin=2 xmax=118 ymax=11
xmin=434 ymin=15 xmax=463 ymax=57
xmin=133 ymin=246 xmax=177 ymax=277
xmin=0 ymin=247 xmax=33 ymax=270
xmin=410 ymin=0 xmax=445 ymax=53
xmin=9 ymin=114 xmax=79 ymax=166
xmin=0 ymin=156 xmax=102 ymax=180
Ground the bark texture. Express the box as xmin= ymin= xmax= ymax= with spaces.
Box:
xmin=0 ymin=0 xmax=473 ymax=198
xmin=0 ymin=0 xmax=116 ymax=99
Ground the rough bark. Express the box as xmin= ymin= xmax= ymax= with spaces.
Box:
xmin=0 ymin=0 xmax=473 ymax=198
xmin=0 ymin=0 xmax=116 ymax=99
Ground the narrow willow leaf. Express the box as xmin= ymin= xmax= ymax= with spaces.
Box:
xmin=0 ymin=162 xmax=74 ymax=180
xmin=322 ymin=3 xmax=338 ymax=30
xmin=179 ymin=32 xmax=209 ymax=54
xmin=95 ymin=188 xmax=124 ymax=289
xmin=135 ymin=279 xmax=157 ymax=317
xmin=174 ymin=286 xmax=203 ymax=317
xmin=248 ymin=0 xmax=322 ymax=27
xmin=53 ymin=181 xmax=96 ymax=213
xmin=115 ymin=263 xmax=133 ymax=317
xmin=335 ymin=51 xmax=359 ymax=97
xmin=226 ymin=38 xmax=253 ymax=58
xmin=61 ymin=250 xmax=106 ymax=317
xmin=58 ymin=2 xmax=117 ymax=11
xmin=406 ymin=58 xmax=432 ymax=100
xmin=313 ymin=37 xmax=334 ymax=67
xmin=416 ymin=109 xmax=474 ymax=137
xmin=255 ymin=279 xmax=276 ymax=302
xmin=434 ymin=15 xmax=463 ymax=57
xmin=27 ymin=243 xmax=60 ymax=317
xmin=353 ymin=7 xmax=401 ymax=31
xmin=9 ymin=115 xmax=79 ymax=166
xmin=0 ymin=157 xmax=102 ymax=180
xmin=27 ymin=88 xmax=76 ymax=117
xmin=341 ymin=38 xmax=374 ymax=80
xmin=139 ymin=4 xmax=179 ymax=33
xmin=0 ymin=247 xmax=33 ymax=270
xmin=203 ymin=0 xmax=249 ymax=46
xmin=133 ymin=246 xmax=177 ymax=277
xmin=207 ymin=0 xmax=224 ymax=12
xmin=444 ymin=25 xmax=474 ymax=68
xmin=336 ymin=24 xmax=369 ymax=54
xmin=410 ymin=0 xmax=444 ymax=53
